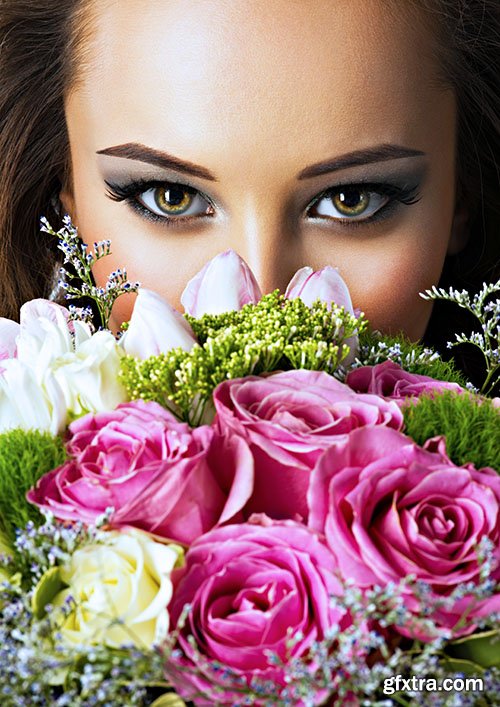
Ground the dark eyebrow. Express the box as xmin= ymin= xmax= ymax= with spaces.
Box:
xmin=296 ymin=144 xmax=426 ymax=180
xmin=97 ymin=141 xmax=425 ymax=183
xmin=96 ymin=143 xmax=218 ymax=181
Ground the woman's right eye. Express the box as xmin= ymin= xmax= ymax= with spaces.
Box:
xmin=105 ymin=179 xmax=215 ymax=222
xmin=136 ymin=184 xmax=214 ymax=219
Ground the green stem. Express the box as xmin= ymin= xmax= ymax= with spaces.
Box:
xmin=481 ymin=364 xmax=499 ymax=396
xmin=391 ymin=694 xmax=413 ymax=707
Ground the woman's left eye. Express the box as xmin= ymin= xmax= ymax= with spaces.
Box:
xmin=308 ymin=184 xmax=414 ymax=222
xmin=137 ymin=184 xmax=213 ymax=218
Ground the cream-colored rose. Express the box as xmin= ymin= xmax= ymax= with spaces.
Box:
xmin=52 ymin=529 xmax=183 ymax=648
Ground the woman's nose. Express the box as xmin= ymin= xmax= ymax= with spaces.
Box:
xmin=228 ymin=207 xmax=298 ymax=295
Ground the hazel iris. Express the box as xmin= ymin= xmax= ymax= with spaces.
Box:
xmin=332 ymin=188 xmax=370 ymax=217
xmin=155 ymin=186 xmax=193 ymax=214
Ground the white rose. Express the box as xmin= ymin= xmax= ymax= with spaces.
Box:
xmin=50 ymin=330 xmax=126 ymax=417
xmin=52 ymin=529 xmax=183 ymax=648
xmin=0 ymin=359 xmax=66 ymax=435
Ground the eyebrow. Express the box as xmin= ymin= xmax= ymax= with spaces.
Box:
xmin=296 ymin=144 xmax=426 ymax=179
xmin=96 ymin=142 xmax=425 ymax=182
xmin=96 ymin=143 xmax=218 ymax=181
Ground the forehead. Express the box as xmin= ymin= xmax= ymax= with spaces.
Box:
xmin=70 ymin=0 xmax=452 ymax=174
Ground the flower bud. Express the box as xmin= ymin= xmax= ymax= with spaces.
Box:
xmin=120 ymin=289 xmax=197 ymax=357
xmin=181 ymin=250 xmax=262 ymax=317
xmin=285 ymin=265 xmax=354 ymax=314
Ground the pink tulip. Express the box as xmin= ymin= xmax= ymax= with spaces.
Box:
xmin=286 ymin=266 xmax=358 ymax=365
xmin=285 ymin=265 xmax=354 ymax=313
xmin=181 ymin=250 xmax=262 ymax=317
xmin=120 ymin=289 xmax=197 ymax=358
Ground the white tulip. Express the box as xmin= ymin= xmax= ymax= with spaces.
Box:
xmin=120 ymin=289 xmax=197 ymax=358
xmin=0 ymin=318 xmax=20 ymax=359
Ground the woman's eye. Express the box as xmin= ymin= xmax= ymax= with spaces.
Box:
xmin=309 ymin=187 xmax=390 ymax=221
xmin=137 ymin=185 xmax=213 ymax=218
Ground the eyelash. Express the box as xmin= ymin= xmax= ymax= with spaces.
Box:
xmin=306 ymin=182 xmax=421 ymax=228
xmin=104 ymin=178 xmax=421 ymax=229
xmin=105 ymin=178 xmax=215 ymax=227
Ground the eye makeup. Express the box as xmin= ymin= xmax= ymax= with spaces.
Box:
xmin=305 ymin=181 xmax=422 ymax=227
xmin=104 ymin=177 xmax=216 ymax=226
xmin=102 ymin=163 xmax=426 ymax=229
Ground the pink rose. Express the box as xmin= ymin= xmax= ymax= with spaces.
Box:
xmin=213 ymin=369 xmax=403 ymax=520
xmin=168 ymin=516 xmax=350 ymax=706
xmin=346 ymin=361 xmax=464 ymax=402
xmin=308 ymin=426 xmax=500 ymax=638
xmin=27 ymin=400 xmax=253 ymax=544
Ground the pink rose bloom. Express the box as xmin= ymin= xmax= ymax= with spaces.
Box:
xmin=308 ymin=426 xmax=500 ymax=638
xmin=27 ymin=400 xmax=253 ymax=544
xmin=168 ymin=516 xmax=350 ymax=706
xmin=213 ymin=369 xmax=403 ymax=520
xmin=346 ymin=360 xmax=463 ymax=402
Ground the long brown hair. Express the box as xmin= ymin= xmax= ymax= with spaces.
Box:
xmin=0 ymin=0 xmax=499 ymax=324
xmin=0 ymin=0 xmax=89 ymax=319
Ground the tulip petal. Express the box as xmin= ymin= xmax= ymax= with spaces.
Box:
xmin=181 ymin=250 xmax=262 ymax=317
xmin=285 ymin=265 xmax=354 ymax=313
xmin=120 ymin=289 xmax=197 ymax=358
xmin=0 ymin=318 xmax=20 ymax=359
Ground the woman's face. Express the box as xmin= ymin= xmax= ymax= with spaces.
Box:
xmin=63 ymin=0 xmax=461 ymax=338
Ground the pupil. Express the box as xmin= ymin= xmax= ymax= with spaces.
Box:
xmin=339 ymin=189 xmax=363 ymax=208
xmin=165 ymin=186 xmax=186 ymax=205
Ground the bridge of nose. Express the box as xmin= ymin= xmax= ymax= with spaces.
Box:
xmin=224 ymin=192 xmax=303 ymax=295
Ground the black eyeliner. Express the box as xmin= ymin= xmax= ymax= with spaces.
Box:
xmin=105 ymin=177 xmax=202 ymax=202
xmin=305 ymin=180 xmax=422 ymax=229
xmin=104 ymin=177 xmax=216 ymax=226
xmin=104 ymin=176 xmax=421 ymax=228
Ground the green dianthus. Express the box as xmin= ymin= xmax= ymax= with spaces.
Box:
xmin=403 ymin=391 xmax=500 ymax=471
xmin=0 ymin=429 xmax=67 ymax=543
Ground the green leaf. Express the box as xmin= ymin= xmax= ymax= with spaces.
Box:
xmin=441 ymin=657 xmax=485 ymax=675
xmin=148 ymin=693 xmax=187 ymax=707
xmin=446 ymin=629 xmax=500 ymax=669
xmin=32 ymin=566 xmax=67 ymax=619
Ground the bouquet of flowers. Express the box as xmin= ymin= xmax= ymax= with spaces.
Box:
xmin=0 ymin=216 xmax=498 ymax=706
